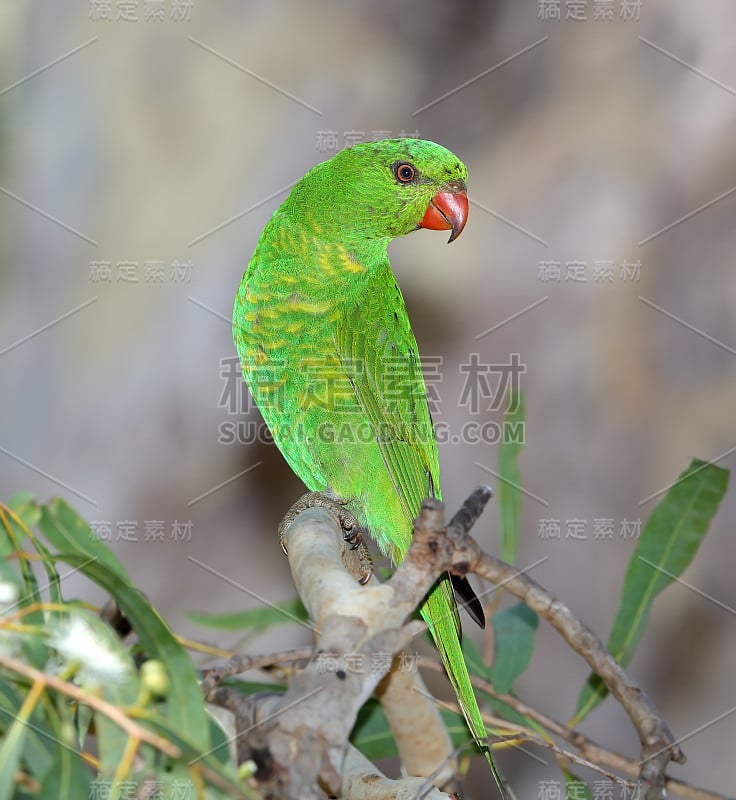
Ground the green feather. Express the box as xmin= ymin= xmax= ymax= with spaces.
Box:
xmin=234 ymin=139 xmax=505 ymax=794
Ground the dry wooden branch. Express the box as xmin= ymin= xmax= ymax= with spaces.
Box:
xmin=437 ymin=488 xmax=684 ymax=800
xmin=243 ymin=505 xmax=460 ymax=799
xmin=417 ymin=657 xmax=732 ymax=800
xmin=374 ymin=656 xmax=459 ymax=791
xmin=341 ymin=742 xmax=448 ymax=800
xmin=220 ymin=489 xmax=718 ymax=800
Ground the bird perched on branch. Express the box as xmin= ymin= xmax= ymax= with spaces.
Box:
xmin=233 ymin=138 xmax=504 ymax=793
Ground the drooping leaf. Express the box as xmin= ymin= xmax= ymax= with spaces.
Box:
xmin=41 ymin=699 xmax=92 ymax=798
xmin=497 ymin=391 xmax=525 ymax=565
xmin=349 ymin=699 xmax=394 ymax=760
xmin=350 ymin=698 xmax=477 ymax=761
xmin=461 ymin=635 xmax=534 ymax=729
xmin=489 ymin=603 xmax=538 ymax=693
xmin=205 ymin=712 xmax=237 ymax=767
xmin=0 ymin=679 xmax=52 ymax=780
xmin=563 ymin=767 xmax=593 ymax=799
xmin=38 ymin=498 xmax=130 ymax=582
xmin=574 ymin=458 xmax=729 ymax=722
xmin=0 ymin=504 xmax=40 ymax=606
xmin=3 ymin=498 xmax=63 ymax=611
xmin=187 ymin=597 xmax=309 ymax=632
xmin=221 ymin=679 xmax=287 ymax=695
xmin=0 ymin=691 xmax=32 ymax=800
xmin=6 ymin=492 xmax=36 ymax=509
xmin=0 ymin=506 xmax=48 ymax=667
xmin=38 ymin=735 xmax=91 ymax=800
xmin=131 ymin=710 xmax=243 ymax=791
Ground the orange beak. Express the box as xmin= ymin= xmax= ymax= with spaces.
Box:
xmin=418 ymin=185 xmax=468 ymax=243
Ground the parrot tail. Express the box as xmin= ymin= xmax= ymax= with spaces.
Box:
xmin=421 ymin=575 xmax=508 ymax=798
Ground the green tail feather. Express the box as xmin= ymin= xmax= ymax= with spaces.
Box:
xmin=421 ymin=576 xmax=507 ymax=797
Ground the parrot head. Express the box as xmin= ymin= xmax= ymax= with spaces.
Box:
xmin=286 ymin=138 xmax=469 ymax=245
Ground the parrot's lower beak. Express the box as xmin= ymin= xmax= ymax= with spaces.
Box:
xmin=419 ymin=184 xmax=468 ymax=243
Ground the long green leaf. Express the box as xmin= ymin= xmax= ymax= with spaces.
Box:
xmin=563 ymin=768 xmax=593 ymax=799
xmin=349 ymin=700 xmax=393 ymax=759
xmin=41 ymin=698 xmax=91 ymax=798
xmin=0 ymin=506 xmax=48 ymax=668
xmin=489 ymin=603 xmax=538 ymax=693
xmin=4 ymin=498 xmax=66 ymax=622
xmin=226 ymin=676 xmax=287 ymax=689
xmin=497 ymin=391 xmax=525 ymax=565
xmin=38 ymin=498 xmax=130 ymax=582
xmin=130 ymin=711 xmax=244 ymax=792
xmin=350 ymin=699 xmax=476 ymax=760
xmin=574 ymin=458 xmax=729 ymax=722
xmin=0 ymin=502 xmax=41 ymax=607
xmin=461 ymin=636 xmax=534 ymax=729
xmin=187 ymin=597 xmax=308 ymax=632
xmin=0 ymin=679 xmax=52 ymax=780
xmin=0 ymin=695 xmax=32 ymax=800
xmin=38 ymin=731 xmax=91 ymax=799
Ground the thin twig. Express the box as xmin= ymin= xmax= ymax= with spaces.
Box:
xmin=417 ymin=657 xmax=730 ymax=800
xmin=201 ymin=648 xmax=312 ymax=694
xmin=467 ymin=549 xmax=683 ymax=798
xmin=208 ymin=491 xmax=726 ymax=800
xmin=0 ymin=653 xmax=248 ymax=798
xmin=430 ymin=692 xmax=634 ymax=787
xmin=0 ymin=653 xmax=180 ymax=757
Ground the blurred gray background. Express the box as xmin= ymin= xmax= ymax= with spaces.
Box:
xmin=1 ymin=1 xmax=734 ymax=795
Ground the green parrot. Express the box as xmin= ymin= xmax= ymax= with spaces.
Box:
xmin=233 ymin=138 xmax=504 ymax=792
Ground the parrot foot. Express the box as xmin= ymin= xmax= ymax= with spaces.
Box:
xmin=352 ymin=537 xmax=374 ymax=586
xmin=278 ymin=492 xmax=360 ymax=554
xmin=278 ymin=492 xmax=374 ymax=585
xmin=340 ymin=523 xmax=374 ymax=584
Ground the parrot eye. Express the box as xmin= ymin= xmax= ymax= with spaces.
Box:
xmin=394 ymin=162 xmax=416 ymax=183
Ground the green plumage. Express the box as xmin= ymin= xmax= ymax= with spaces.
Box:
xmin=233 ymin=139 xmax=503 ymax=792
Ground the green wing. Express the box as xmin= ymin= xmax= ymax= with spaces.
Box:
xmin=335 ymin=262 xmax=440 ymax=545
xmin=335 ymin=263 xmax=506 ymax=794
xmin=334 ymin=261 xmax=464 ymax=642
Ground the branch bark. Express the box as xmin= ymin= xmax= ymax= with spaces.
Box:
xmin=417 ymin=657 xmax=730 ymax=800
xmin=211 ymin=489 xmax=714 ymax=800
xmin=442 ymin=489 xmax=683 ymax=800
xmin=240 ymin=506 xmax=460 ymax=799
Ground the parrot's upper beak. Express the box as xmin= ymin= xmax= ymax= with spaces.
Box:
xmin=418 ymin=182 xmax=468 ymax=243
